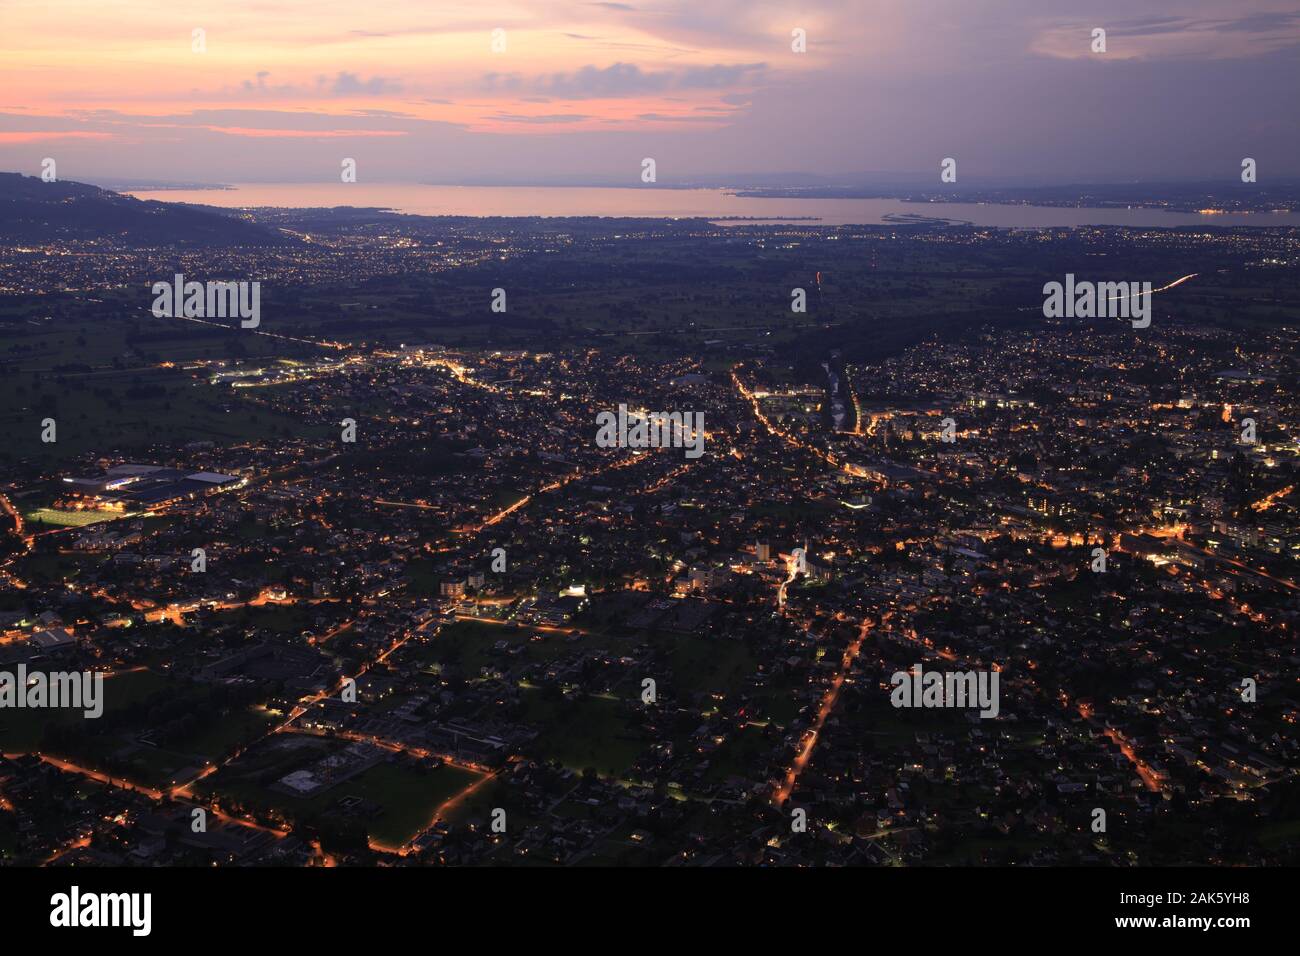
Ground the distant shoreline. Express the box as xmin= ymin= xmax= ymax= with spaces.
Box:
xmin=102 ymin=179 xmax=1300 ymax=217
xmin=107 ymin=182 xmax=236 ymax=193
xmin=117 ymin=183 xmax=1300 ymax=229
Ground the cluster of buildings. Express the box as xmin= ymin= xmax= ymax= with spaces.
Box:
xmin=0 ymin=308 xmax=1294 ymax=867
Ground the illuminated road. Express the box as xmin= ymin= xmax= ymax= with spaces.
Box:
xmin=1170 ymin=541 xmax=1297 ymax=592
xmin=17 ymin=753 xmax=165 ymax=801
xmin=7 ymin=354 xmax=704 ymax=863
xmin=730 ymin=362 xmax=890 ymax=806
xmin=144 ymin=304 xmax=349 ymax=351
xmin=453 ymin=614 xmax=595 ymax=638
xmin=1073 ymin=702 xmax=1164 ymax=793
xmin=1016 ymin=273 xmax=1199 ymax=312
xmin=772 ymin=615 xmax=882 ymax=806
xmin=284 ymin=725 xmax=491 ymax=776
xmin=736 ymin=359 xmax=1179 ymax=809
xmin=1102 ymin=727 xmax=1163 ymax=792
xmin=1251 ymin=484 xmax=1294 ymax=513
xmin=372 ymin=769 xmax=500 ymax=857
xmin=472 ymin=437 xmax=690 ymax=534
xmin=0 ymin=491 xmax=30 ymax=551
xmin=8 ymin=752 xmax=290 ymax=837
xmin=732 ymin=363 xmax=928 ymax=482
xmin=0 ymin=492 xmax=34 ymax=595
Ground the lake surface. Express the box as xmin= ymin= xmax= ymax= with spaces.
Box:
xmin=124 ymin=184 xmax=1300 ymax=229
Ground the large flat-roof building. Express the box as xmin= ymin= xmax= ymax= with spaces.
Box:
xmin=61 ymin=463 xmax=245 ymax=509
